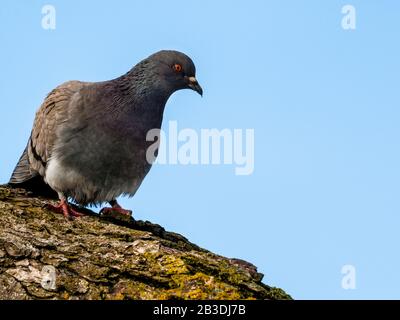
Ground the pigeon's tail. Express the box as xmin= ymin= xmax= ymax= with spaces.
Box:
xmin=8 ymin=146 xmax=58 ymax=199
xmin=9 ymin=145 xmax=35 ymax=184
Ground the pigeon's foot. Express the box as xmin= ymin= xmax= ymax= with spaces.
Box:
xmin=100 ymin=207 xmax=132 ymax=216
xmin=100 ymin=200 xmax=132 ymax=217
xmin=46 ymin=199 xmax=84 ymax=219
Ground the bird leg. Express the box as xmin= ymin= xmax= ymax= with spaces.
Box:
xmin=100 ymin=199 xmax=132 ymax=216
xmin=46 ymin=197 xmax=84 ymax=219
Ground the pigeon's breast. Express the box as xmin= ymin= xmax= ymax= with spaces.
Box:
xmin=45 ymin=153 xmax=149 ymax=205
xmin=45 ymin=125 xmax=153 ymax=204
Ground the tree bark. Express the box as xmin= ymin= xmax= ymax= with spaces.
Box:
xmin=0 ymin=185 xmax=290 ymax=300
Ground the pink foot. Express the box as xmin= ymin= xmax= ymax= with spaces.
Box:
xmin=46 ymin=199 xmax=84 ymax=219
xmin=100 ymin=200 xmax=132 ymax=216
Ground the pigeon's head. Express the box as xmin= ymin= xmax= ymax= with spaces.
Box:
xmin=146 ymin=50 xmax=203 ymax=97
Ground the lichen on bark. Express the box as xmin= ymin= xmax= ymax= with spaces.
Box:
xmin=0 ymin=185 xmax=291 ymax=300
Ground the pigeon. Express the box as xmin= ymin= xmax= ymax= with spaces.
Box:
xmin=9 ymin=50 xmax=203 ymax=218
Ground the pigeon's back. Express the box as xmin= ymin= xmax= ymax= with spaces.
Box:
xmin=9 ymin=80 xmax=86 ymax=194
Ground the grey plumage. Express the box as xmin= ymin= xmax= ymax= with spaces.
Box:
xmin=9 ymin=50 xmax=202 ymax=216
xmin=10 ymin=145 xmax=32 ymax=183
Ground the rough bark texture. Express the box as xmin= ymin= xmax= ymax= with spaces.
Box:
xmin=0 ymin=185 xmax=291 ymax=300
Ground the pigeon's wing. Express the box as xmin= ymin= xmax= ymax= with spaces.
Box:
xmin=9 ymin=81 xmax=85 ymax=184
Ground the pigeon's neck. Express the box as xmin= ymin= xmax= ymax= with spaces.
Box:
xmin=115 ymin=64 xmax=173 ymax=117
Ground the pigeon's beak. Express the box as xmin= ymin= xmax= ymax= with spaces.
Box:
xmin=187 ymin=76 xmax=203 ymax=97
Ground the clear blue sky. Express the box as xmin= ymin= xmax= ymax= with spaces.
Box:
xmin=1 ymin=1 xmax=399 ymax=299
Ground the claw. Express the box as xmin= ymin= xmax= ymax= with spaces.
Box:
xmin=100 ymin=200 xmax=132 ymax=216
xmin=46 ymin=199 xmax=85 ymax=219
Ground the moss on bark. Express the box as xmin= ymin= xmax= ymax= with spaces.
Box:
xmin=0 ymin=185 xmax=291 ymax=300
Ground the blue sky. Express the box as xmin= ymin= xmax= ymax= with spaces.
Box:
xmin=1 ymin=1 xmax=399 ymax=299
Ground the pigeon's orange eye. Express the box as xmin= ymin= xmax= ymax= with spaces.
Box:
xmin=173 ymin=64 xmax=183 ymax=73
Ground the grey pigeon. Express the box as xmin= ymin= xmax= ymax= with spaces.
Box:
xmin=9 ymin=50 xmax=203 ymax=218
